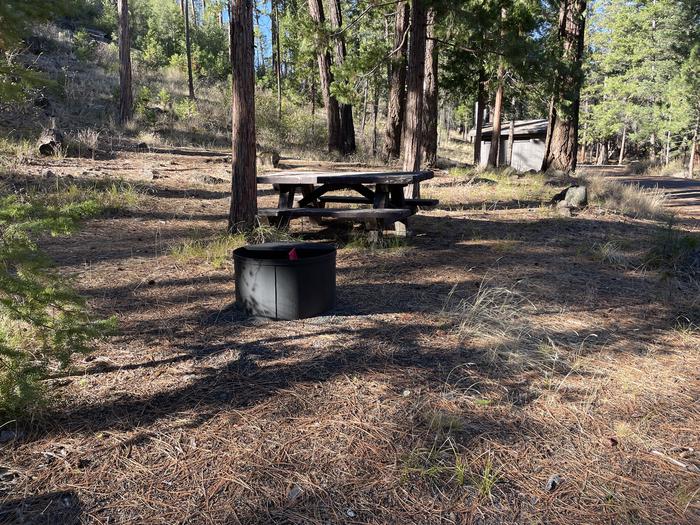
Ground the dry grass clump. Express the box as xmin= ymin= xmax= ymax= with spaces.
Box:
xmin=443 ymin=279 xmax=541 ymax=364
xmin=343 ymin=232 xmax=409 ymax=252
xmin=0 ymin=138 xmax=34 ymax=168
xmin=584 ymin=175 xmax=670 ymax=220
xmin=171 ymin=224 xmax=296 ymax=268
xmin=645 ymin=221 xmax=700 ymax=275
xmin=628 ymin=158 xmax=687 ymax=178
xmin=71 ymin=128 xmax=101 ymax=159
xmin=171 ymin=233 xmax=247 ymax=269
xmin=592 ymin=240 xmax=629 ymax=268
xmin=1 ymin=172 xmax=142 ymax=215
xmin=424 ymin=168 xmax=561 ymax=210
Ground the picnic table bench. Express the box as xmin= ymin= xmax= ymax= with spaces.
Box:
xmin=257 ymin=170 xmax=437 ymax=235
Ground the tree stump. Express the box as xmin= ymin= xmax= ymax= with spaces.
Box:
xmin=37 ymin=129 xmax=63 ymax=156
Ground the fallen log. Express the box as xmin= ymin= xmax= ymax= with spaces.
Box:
xmin=37 ymin=128 xmax=63 ymax=156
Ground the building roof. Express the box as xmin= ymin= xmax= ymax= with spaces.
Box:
xmin=470 ymin=119 xmax=548 ymax=140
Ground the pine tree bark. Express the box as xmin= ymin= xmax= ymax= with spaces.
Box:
xmin=383 ymin=0 xmax=409 ymax=160
xmin=401 ymin=0 xmax=428 ymax=198
xmin=308 ymin=0 xmax=342 ymax=153
xmin=689 ymin=114 xmax=699 ymax=178
xmin=372 ymin=82 xmax=379 ymax=156
xmin=541 ymin=0 xmax=586 ymax=172
xmin=184 ymin=0 xmax=196 ymax=99
xmin=507 ymin=118 xmax=515 ymax=166
xmin=328 ymin=0 xmax=356 ymax=154
xmin=474 ymin=69 xmax=485 ymax=165
xmin=228 ymin=0 xmax=257 ymax=231
xmin=117 ymin=0 xmax=133 ymax=124
xmin=619 ymin=125 xmax=626 ymax=165
xmin=272 ymin=0 xmax=282 ymax=119
xmin=487 ymin=63 xmax=505 ymax=167
xmin=421 ymin=8 xmax=438 ymax=167
xmin=597 ymin=141 xmax=608 ymax=165
xmin=361 ymin=82 xmax=369 ymax=134
xmin=191 ymin=0 xmax=198 ymax=26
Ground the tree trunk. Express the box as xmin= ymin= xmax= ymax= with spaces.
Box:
xmin=272 ymin=0 xmax=282 ymax=119
xmin=228 ymin=0 xmax=257 ymax=231
xmin=474 ymin=69 xmax=485 ymax=165
xmin=541 ymin=0 xmax=586 ymax=172
xmin=328 ymin=0 xmax=356 ymax=154
xmin=117 ymin=0 xmax=133 ymax=124
xmin=619 ymin=125 xmax=626 ymax=165
xmin=597 ymin=141 xmax=608 ymax=165
xmin=226 ymin=1 xmax=232 ymax=60
xmin=372 ymin=83 xmax=379 ymax=156
xmin=311 ymin=72 xmax=316 ymax=134
xmin=253 ymin=4 xmax=264 ymax=75
xmin=308 ymin=0 xmax=342 ymax=153
xmin=487 ymin=64 xmax=505 ymax=168
xmin=191 ymin=0 xmax=198 ymax=26
xmin=421 ymin=8 xmax=438 ymax=167
xmin=507 ymin=119 xmax=515 ymax=166
xmin=361 ymin=82 xmax=369 ymax=134
xmin=689 ymin=115 xmax=699 ymax=178
xmin=184 ymin=0 xmax=195 ymax=99
xmin=664 ymin=130 xmax=671 ymax=165
xmin=383 ymin=0 xmax=409 ymax=160
xmin=401 ymin=0 xmax=428 ymax=198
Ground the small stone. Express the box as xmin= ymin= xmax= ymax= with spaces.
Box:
xmin=402 ymin=389 xmax=411 ymax=397
xmin=552 ymin=185 xmax=587 ymax=208
xmin=287 ymin=484 xmax=303 ymax=501
xmin=545 ymin=474 xmax=562 ymax=492
xmin=345 ymin=509 xmax=356 ymax=518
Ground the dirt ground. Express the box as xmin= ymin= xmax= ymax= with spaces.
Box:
xmin=1 ymin=149 xmax=699 ymax=524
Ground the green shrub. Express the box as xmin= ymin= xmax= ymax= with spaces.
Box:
xmin=255 ymin=91 xmax=326 ymax=153
xmin=174 ymin=98 xmax=198 ymax=120
xmin=157 ymin=88 xmax=171 ymax=109
xmin=73 ymin=29 xmax=97 ymax=61
xmin=135 ymin=86 xmax=152 ymax=113
xmin=0 ymin=177 xmax=139 ymax=416
xmin=134 ymin=86 xmax=159 ymax=125
xmin=169 ymin=53 xmax=188 ymax=74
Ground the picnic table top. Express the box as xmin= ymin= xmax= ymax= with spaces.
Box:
xmin=257 ymin=170 xmax=434 ymax=186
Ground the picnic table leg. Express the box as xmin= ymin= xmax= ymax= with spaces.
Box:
xmin=300 ymin=184 xmax=324 ymax=225
xmin=370 ymin=184 xmax=391 ymax=235
xmin=272 ymin=184 xmax=296 ymax=228
xmin=389 ymin=185 xmax=410 ymax=237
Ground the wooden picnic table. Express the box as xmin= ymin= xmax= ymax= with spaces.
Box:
xmin=256 ymin=170 xmax=437 ymax=235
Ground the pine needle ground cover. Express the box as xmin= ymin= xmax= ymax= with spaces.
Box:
xmin=1 ymin=151 xmax=698 ymax=524
xmin=0 ymin=173 xmax=140 ymax=415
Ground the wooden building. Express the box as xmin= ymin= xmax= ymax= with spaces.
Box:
xmin=470 ymin=119 xmax=548 ymax=172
